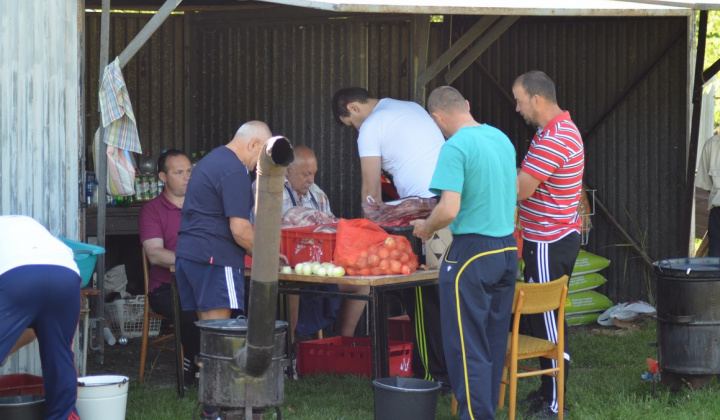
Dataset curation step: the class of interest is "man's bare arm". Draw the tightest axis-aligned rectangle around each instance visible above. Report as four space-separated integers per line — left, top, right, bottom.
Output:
517 170 542 201
360 156 383 204
142 238 175 269
230 216 254 256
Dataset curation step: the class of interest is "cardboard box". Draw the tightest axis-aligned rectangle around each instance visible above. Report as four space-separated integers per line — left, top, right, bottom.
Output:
424 227 452 267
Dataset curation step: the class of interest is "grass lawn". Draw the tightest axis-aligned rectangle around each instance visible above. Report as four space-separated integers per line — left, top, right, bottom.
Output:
125 321 720 419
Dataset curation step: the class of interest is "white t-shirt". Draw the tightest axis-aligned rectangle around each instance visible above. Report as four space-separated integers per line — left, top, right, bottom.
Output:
0 215 80 277
357 98 444 198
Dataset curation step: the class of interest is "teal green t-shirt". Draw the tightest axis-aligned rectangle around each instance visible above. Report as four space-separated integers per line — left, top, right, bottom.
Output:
429 124 516 236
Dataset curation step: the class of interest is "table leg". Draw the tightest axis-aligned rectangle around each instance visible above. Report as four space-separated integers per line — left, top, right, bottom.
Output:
370 287 390 379
171 274 184 398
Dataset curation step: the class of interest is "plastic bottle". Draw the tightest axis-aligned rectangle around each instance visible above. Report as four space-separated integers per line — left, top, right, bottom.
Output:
103 327 116 346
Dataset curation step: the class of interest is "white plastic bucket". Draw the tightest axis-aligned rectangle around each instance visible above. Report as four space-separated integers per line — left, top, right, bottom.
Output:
76 375 129 420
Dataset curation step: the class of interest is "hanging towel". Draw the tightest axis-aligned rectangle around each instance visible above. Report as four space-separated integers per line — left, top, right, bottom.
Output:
98 57 141 196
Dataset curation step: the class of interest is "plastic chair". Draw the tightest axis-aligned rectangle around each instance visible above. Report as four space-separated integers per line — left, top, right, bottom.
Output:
498 275 569 420
139 248 178 384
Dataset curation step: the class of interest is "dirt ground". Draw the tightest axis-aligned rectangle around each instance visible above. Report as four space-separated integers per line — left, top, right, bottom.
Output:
84 325 179 389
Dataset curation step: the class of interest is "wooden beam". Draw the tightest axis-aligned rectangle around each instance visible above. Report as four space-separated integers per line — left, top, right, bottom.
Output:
681 11 709 257
93 0 111 365
702 57 720 82
117 0 183 69
413 15 431 106
416 16 498 88
444 16 518 85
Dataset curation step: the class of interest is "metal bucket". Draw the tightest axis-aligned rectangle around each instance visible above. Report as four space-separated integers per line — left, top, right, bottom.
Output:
195 318 288 410
654 258 720 381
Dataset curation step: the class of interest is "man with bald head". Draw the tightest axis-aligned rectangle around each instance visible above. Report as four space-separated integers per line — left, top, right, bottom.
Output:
176 121 270 321
412 86 517 420
175 121 272 419
278 146 369 351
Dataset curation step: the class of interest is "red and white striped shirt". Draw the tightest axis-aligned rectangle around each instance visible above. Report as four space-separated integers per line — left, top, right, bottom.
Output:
519 111 584 243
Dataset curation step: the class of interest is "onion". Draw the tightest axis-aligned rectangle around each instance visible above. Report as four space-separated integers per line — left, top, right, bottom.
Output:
295 263 305 275
302 264 313 276
332 266 346 277
281 266 293 274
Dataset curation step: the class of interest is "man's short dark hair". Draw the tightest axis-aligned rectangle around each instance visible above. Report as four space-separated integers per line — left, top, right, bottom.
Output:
331 87 375 125
514 71 557 104
157 149 187 175
427 86 467 115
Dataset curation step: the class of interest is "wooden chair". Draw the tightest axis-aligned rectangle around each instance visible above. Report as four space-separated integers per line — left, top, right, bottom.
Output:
498 275 569 420
139 248 178 384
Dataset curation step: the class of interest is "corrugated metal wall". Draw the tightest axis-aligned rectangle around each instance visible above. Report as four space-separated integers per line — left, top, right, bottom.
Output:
85 12 185 165
82 9 689 303
188 10 414 219
0 0 82 374
452 16 688 302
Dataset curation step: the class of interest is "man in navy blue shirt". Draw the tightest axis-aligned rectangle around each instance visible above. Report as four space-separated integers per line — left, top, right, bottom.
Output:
175 121 272 420
175 121 271 322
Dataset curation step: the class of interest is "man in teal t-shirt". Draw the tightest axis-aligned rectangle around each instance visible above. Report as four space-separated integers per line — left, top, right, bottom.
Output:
411 86 518 420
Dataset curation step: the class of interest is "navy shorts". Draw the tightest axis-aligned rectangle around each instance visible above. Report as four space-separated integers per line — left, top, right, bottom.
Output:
175 257 245 313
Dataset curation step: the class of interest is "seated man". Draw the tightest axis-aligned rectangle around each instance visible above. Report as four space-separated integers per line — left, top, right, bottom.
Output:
138 149 200 386
256 145 369 345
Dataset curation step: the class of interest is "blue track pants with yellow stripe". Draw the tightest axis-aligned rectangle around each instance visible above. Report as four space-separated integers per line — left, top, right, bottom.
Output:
439 233 518 420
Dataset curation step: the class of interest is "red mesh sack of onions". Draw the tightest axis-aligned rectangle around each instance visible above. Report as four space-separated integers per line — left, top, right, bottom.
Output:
334 218 418 276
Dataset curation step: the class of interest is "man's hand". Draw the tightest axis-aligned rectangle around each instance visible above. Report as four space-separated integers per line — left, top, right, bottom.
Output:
279 254 289 266
410 219 434 241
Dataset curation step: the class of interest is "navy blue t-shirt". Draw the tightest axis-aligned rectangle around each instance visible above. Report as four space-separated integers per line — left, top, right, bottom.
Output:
176 146 254 268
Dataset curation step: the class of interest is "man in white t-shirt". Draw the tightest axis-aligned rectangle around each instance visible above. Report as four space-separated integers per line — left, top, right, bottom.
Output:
331 87 444 204
331 87 450 392
0 215 82 420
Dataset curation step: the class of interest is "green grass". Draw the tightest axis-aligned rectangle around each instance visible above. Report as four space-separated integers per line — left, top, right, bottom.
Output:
125 322 720 419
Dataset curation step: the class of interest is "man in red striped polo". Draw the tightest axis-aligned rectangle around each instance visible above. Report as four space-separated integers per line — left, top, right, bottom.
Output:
513 70 584 419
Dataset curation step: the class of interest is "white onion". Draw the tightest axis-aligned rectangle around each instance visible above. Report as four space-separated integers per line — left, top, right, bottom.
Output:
302 264 313 276
295 263 305 275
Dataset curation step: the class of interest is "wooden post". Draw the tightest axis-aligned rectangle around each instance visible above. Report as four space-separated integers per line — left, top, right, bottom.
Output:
93 0 111 364
681 11 708 257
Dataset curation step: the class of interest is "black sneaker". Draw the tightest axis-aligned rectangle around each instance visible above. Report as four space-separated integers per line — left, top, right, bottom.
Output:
521 389 544 407
529 402 568 419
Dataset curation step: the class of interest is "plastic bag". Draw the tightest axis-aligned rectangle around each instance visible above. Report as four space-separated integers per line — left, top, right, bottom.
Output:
334 218 418 276
362 197 437 226
597 301 656 326
93 128 137 196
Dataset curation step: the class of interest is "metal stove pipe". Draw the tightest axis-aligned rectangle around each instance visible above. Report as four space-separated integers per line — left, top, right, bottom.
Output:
237 136 293 377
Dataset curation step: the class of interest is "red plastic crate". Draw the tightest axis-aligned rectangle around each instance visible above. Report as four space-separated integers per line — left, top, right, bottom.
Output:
0 374 44 397
296 336 413 377
387 315 414 342
281 224 337 267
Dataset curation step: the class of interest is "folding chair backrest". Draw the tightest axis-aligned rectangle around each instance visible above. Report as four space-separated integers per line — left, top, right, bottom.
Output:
515 275 569 315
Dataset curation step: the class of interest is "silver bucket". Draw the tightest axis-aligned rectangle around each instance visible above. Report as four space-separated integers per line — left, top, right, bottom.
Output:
195 318 288 409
